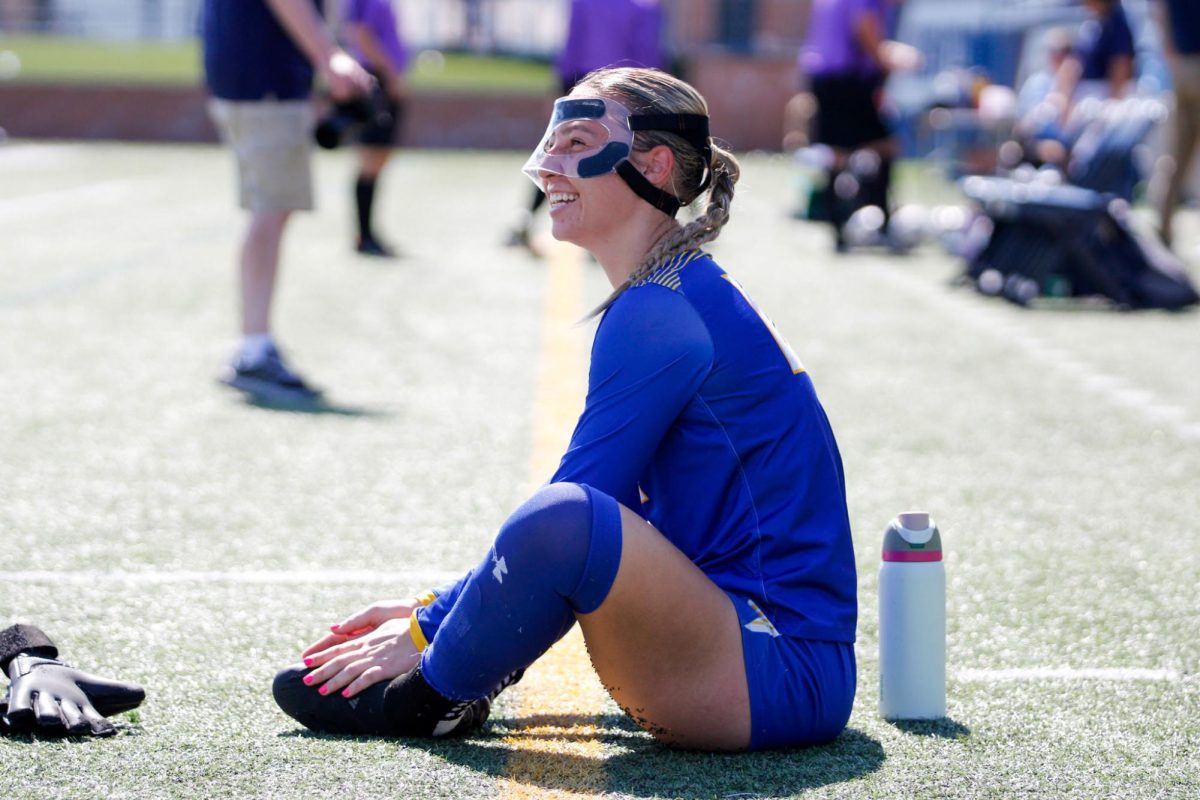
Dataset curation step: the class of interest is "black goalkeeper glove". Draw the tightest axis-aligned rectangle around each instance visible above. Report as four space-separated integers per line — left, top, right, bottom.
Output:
0 624 145 737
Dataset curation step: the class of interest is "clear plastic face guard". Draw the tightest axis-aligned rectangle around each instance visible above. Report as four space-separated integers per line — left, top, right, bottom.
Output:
522 96 637 188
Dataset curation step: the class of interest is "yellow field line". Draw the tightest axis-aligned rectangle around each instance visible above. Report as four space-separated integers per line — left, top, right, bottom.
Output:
525 240 589 489
499 238 611 798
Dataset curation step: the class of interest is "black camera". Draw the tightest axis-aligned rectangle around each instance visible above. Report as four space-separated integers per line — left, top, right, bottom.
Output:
314 85 393 150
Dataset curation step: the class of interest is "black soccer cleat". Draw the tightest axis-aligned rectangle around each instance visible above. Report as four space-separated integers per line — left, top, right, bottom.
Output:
378 665 492 738
272 663 509 738
272 664 395 736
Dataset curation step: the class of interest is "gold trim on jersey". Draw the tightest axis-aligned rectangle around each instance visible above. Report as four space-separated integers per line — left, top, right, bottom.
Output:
632 249 705 291
744 599 782 637
720 273 806 374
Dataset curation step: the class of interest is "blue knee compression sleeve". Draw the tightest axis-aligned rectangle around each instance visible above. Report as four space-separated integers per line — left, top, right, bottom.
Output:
420 482 623 700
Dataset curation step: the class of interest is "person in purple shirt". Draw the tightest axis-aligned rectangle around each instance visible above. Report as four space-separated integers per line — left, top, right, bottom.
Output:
505 0 668 251
557 0 667 88
799 0 886 80
342 0 410 257
798 0 917 252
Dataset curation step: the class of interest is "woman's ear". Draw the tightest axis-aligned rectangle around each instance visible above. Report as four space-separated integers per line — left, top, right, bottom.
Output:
634 145 676 188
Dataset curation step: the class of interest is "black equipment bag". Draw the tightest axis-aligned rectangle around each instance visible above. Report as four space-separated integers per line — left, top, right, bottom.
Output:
961 176 1199 310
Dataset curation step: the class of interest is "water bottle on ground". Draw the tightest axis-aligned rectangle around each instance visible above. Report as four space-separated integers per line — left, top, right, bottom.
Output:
879 511 946 720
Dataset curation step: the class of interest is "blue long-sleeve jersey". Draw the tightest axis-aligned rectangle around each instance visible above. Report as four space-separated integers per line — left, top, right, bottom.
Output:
419 251 857 643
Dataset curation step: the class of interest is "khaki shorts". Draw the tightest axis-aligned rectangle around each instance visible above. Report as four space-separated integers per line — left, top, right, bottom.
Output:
208 98 315 212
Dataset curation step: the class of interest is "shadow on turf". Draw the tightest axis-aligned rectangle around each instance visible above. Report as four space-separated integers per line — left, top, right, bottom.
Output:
238 395 394 418
277 712 885 796
887 716 971 739
383 717 886 797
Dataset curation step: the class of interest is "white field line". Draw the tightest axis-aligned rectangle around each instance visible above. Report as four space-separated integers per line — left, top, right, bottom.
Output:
6 564 1187 683
0 176 157 224
955 667 1182 682
0 175 167 309
863 257 1200 442
0 569 465 585
0 143 94 171
1 175 230 308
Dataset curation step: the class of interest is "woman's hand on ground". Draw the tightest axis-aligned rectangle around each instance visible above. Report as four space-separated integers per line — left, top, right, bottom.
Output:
300 617 420 698
301 598 421 658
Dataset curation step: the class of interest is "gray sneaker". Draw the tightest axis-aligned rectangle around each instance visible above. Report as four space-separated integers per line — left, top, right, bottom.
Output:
219 344 321 404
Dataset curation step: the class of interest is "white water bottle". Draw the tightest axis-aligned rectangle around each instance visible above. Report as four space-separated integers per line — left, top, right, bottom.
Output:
879 511 946 720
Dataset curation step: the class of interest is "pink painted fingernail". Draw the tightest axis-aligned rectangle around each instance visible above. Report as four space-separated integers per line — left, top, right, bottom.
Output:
329 624 340 632
303 657 313 667
318 685 329 696
341 689 351 698
302 675 314 686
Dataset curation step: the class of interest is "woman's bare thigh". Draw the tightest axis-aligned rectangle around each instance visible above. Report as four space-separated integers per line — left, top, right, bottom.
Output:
577 504 751 750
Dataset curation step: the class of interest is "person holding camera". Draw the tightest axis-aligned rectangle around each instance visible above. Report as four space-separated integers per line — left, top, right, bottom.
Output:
341 0 410 258
204 0 373 404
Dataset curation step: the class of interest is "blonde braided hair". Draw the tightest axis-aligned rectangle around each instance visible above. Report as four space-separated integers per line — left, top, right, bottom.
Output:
576 67 741 319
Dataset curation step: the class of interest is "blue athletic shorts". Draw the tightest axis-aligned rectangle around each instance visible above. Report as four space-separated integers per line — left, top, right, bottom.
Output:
728 592 857 751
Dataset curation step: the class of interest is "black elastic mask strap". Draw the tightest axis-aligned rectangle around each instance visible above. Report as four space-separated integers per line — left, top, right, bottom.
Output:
616 160 681 217
629 113 714 192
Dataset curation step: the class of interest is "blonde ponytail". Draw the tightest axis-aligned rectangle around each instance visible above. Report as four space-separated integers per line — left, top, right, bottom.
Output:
585 141 740 320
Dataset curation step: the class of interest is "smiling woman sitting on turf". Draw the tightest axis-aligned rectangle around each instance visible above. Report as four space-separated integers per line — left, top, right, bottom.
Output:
273 66 858 751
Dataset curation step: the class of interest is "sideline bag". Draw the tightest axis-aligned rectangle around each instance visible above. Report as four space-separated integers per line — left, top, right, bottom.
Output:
961 176 1199 310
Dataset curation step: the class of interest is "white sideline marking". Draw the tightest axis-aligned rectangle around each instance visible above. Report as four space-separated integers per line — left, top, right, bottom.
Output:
0 177 156 223
0 143 93 170
863 258 1200 442
956 667 1181 682
0 569 465 585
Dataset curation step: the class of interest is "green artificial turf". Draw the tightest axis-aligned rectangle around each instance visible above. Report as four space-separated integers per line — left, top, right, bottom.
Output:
1 144 1198 798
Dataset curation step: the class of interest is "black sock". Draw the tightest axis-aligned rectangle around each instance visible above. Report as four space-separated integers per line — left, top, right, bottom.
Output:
825 169 849 236
875 158 894 231
355 176 377 242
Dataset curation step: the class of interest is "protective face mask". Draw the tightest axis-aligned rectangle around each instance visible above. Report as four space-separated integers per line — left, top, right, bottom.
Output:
522 93 712 217
522 96 637 185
